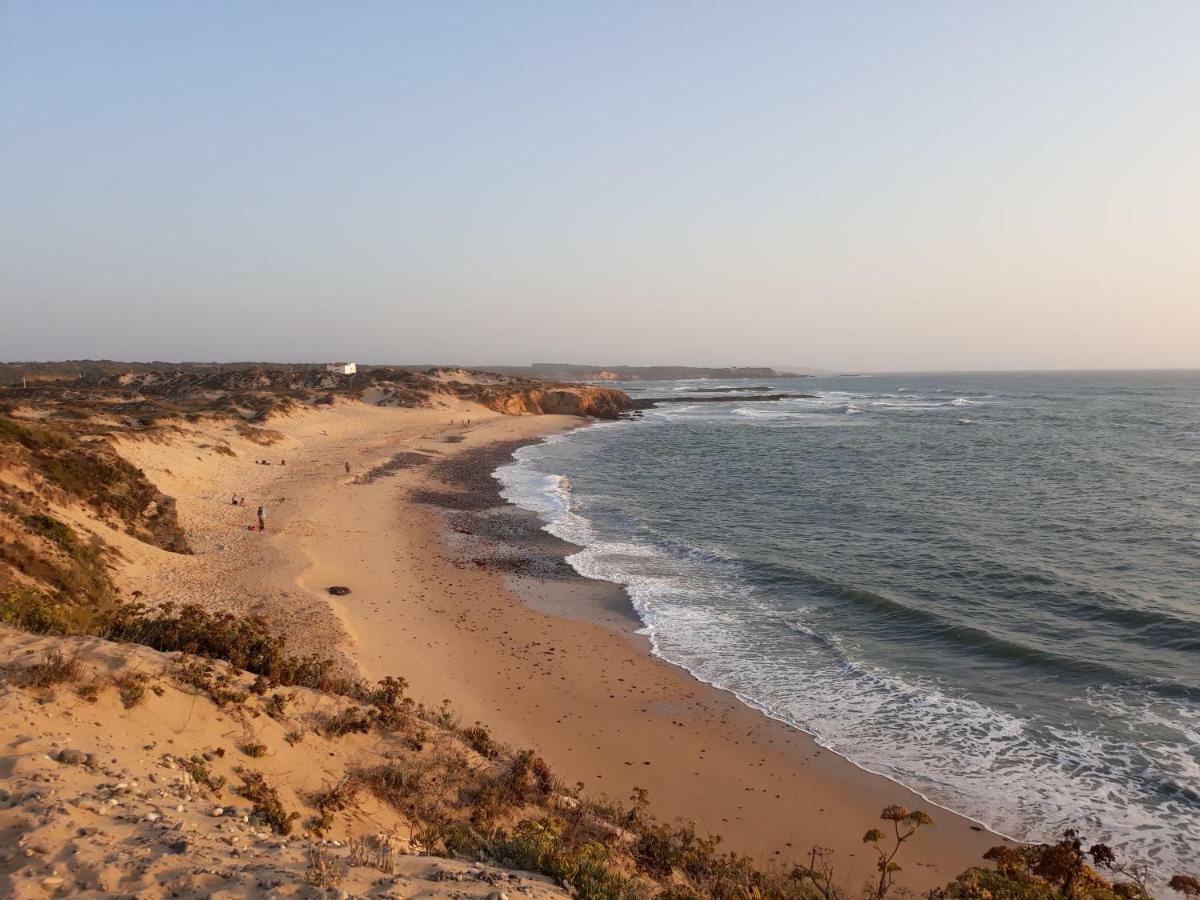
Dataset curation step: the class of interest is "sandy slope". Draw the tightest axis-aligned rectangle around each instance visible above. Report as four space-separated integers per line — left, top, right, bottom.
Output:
0 629 569 899
106 399 1005 891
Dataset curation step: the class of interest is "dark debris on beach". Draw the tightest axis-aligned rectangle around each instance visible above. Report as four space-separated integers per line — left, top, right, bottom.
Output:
414 439 586 580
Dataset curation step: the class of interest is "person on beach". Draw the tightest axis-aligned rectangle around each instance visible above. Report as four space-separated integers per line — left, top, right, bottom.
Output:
344 461 350 475
257 505 266 531
231 495 238 505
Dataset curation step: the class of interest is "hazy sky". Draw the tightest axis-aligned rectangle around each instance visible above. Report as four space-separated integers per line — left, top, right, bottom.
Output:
2 2 1198 371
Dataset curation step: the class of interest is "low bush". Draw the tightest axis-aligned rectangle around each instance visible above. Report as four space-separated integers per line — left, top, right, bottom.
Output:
235 767 299 835
0 416 71 451
23 514 83 554
493 818 634 900
320 706 375 738
263 691 293 719
461 723 499 759
306 776 358 835
115 669 149 708
239 740 268 758
176 658 250 707
0 531 114 605
178 754 227 795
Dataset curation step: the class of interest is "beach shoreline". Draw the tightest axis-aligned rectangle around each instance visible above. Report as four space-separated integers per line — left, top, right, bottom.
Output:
114 400 1007 891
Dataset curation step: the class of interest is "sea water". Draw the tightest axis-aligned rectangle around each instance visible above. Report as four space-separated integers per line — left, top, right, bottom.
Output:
495 371 1200 876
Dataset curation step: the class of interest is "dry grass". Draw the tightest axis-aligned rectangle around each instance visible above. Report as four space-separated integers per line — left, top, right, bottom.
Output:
319 706 375 738
15 648 83 688
234 423 285 445
114 669 150 708
305 845 347 888
349 833 397 874
74 673 105 702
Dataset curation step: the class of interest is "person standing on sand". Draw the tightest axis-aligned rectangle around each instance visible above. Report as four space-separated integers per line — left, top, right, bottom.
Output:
344 461 350 475
257 505 266 531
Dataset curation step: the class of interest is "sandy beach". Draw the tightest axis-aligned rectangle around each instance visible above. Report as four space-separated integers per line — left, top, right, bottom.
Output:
113 399 1006 892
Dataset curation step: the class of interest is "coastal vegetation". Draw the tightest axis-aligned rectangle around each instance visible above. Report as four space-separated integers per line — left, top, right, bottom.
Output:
0 364 633 424
1 585 1194 899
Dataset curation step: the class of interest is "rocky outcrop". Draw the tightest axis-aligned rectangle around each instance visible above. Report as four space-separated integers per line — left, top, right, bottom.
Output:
630 392 816 410
479 386 633 419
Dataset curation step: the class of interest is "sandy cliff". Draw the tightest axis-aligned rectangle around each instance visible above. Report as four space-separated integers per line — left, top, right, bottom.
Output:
477 386 631 419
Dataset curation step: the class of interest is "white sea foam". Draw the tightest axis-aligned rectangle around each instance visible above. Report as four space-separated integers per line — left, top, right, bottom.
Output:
638 390 1000 427
492 417 1199 880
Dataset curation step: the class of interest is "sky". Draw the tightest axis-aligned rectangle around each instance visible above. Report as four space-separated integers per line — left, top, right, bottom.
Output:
1 2 1198 372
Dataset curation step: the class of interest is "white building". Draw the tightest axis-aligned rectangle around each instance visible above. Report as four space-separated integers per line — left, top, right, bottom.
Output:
325 362 357 375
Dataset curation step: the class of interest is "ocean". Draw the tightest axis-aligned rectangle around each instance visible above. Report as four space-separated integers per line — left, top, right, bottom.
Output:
495 371 1200 876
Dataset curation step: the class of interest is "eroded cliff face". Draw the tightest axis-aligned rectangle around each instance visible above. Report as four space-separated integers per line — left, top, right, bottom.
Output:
479 386 632 419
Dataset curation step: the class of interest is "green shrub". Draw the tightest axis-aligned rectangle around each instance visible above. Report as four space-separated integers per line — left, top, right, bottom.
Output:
306 776 358 834
263 691 293 719
493 818 634 900
235 767 299 835
175 658 250 707
0 416 71 451
0 585 90 633
115 670 149 708
23 514 82 554
179 754 227 794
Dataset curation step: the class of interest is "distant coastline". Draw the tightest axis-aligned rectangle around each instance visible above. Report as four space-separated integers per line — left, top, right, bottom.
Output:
0 359 807 386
